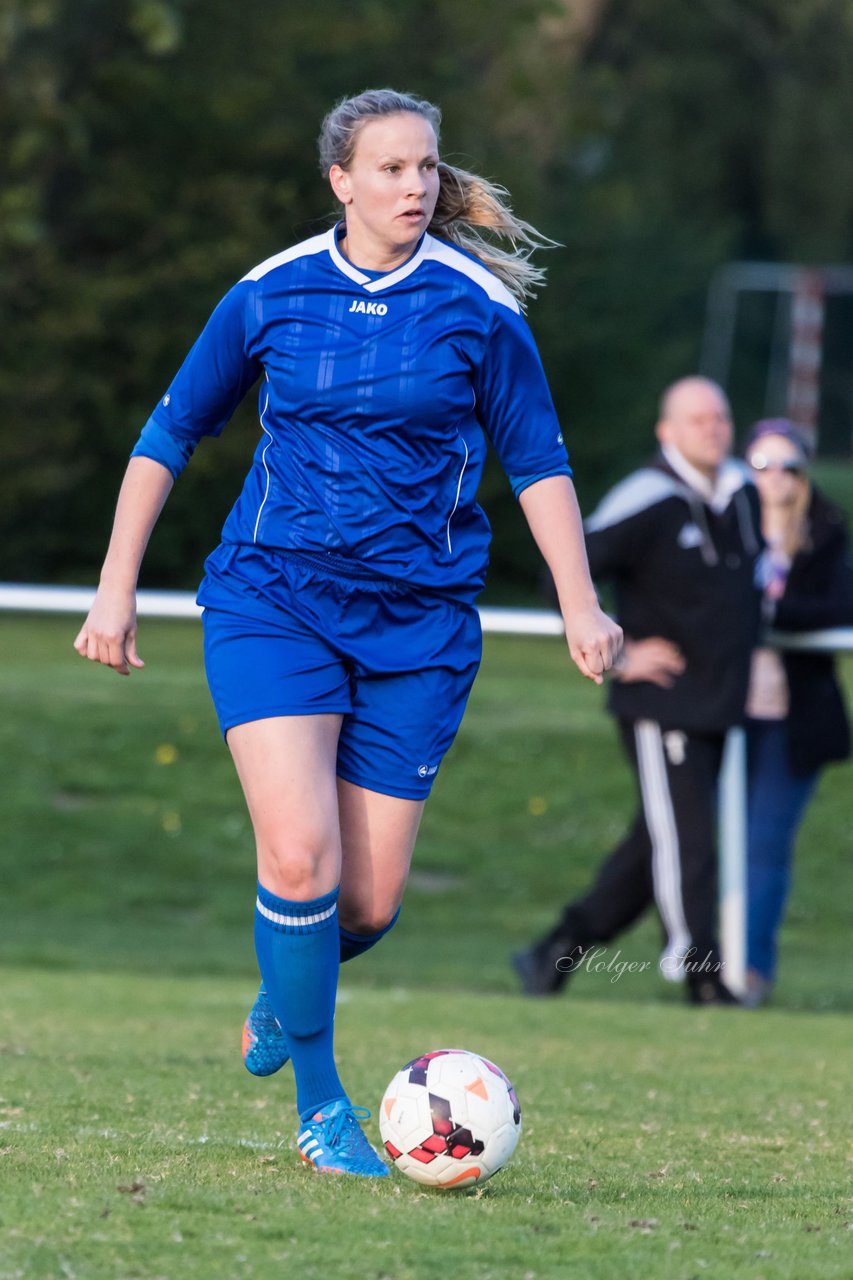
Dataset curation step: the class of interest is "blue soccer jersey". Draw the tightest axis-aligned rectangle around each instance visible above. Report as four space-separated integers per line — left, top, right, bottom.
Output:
132 224 571 601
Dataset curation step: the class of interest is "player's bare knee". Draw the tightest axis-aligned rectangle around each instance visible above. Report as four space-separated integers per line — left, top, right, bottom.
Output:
257 839 338 900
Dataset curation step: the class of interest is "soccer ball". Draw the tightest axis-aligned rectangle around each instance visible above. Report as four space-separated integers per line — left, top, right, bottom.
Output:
379 1048 521 1188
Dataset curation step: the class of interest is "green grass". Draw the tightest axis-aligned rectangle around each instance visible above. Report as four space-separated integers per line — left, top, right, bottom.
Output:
1 615 852 1278
2 975 850 1280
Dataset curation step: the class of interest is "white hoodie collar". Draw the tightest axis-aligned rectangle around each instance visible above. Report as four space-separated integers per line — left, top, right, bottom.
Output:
662 444 749 513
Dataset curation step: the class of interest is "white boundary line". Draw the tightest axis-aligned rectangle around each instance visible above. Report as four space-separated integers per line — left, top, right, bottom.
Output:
0 583 202 619
0 582 567 636
3 582 851 997
6 583 853 652
4 585 852 649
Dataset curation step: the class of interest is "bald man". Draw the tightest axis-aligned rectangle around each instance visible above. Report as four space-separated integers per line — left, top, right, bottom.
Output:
514 377 764 1005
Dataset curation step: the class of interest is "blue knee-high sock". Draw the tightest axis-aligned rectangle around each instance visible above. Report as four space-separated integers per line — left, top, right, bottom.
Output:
339 907 401 963
254 882 347 1120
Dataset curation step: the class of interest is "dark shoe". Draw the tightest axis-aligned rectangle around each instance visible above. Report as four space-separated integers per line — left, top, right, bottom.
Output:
687 977 741 1006
512 935 585 997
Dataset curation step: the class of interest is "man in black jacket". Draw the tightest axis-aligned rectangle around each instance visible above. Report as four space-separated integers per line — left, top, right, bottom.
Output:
514 376 764 1005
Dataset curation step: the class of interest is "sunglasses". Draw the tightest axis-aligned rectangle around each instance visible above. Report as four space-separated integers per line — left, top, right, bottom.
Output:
749 452 805 477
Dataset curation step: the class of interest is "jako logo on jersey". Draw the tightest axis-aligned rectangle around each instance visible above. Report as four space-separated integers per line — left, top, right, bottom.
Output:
417 763 438 778
349 300 388 316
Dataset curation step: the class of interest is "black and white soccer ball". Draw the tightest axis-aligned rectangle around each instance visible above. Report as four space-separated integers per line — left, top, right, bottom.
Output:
379 1048 522 1188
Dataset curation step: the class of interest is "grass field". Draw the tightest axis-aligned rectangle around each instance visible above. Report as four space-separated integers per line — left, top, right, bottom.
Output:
1 614 851 1279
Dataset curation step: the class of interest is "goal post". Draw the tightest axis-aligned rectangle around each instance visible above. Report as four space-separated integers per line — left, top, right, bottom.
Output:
701 260 853 452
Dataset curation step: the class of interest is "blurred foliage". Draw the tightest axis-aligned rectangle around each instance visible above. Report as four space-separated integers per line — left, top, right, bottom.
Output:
3 0 853 591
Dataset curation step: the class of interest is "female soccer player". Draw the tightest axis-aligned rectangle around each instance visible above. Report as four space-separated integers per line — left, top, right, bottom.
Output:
74 88 621 1177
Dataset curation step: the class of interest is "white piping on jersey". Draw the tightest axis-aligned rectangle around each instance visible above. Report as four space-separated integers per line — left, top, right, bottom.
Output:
326 225 520 310
423 237 520 312
634 721 692 980
446 438 469 555
328 226 431 293
241 232 330 282
252 387 273 543
241 225 519 312
256 896 338 928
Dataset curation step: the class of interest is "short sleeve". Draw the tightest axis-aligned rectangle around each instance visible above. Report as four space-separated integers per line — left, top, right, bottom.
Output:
131 280 261 476
472 305 571 497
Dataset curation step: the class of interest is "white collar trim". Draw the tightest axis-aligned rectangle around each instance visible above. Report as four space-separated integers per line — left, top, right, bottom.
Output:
327 224 430 293
662 444 749 513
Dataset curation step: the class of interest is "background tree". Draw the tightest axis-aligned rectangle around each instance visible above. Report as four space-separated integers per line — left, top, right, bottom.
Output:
2 0 853 592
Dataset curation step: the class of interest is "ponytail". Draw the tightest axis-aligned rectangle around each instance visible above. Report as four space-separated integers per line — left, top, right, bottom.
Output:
430 162 556 308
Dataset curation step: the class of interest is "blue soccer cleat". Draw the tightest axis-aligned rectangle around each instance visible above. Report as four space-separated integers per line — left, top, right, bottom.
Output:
297 1100 389 1178
242 986 290 1077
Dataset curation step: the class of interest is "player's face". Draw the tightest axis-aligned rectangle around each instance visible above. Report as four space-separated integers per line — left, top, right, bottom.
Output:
329 113 441 270
747 433 807 509
656 383 733 480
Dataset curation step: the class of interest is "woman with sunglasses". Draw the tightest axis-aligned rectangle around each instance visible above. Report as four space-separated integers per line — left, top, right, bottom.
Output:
743 418 853 1006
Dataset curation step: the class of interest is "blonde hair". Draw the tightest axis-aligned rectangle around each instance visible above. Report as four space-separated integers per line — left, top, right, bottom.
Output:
318 89 555 308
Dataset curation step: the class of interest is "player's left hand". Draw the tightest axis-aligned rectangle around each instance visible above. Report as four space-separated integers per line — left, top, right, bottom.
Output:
564 605 623 685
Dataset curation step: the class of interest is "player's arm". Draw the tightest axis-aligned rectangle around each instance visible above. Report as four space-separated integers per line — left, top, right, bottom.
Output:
73 457 174 675
75 279 259 675
470 308 620 680
518 474 623 683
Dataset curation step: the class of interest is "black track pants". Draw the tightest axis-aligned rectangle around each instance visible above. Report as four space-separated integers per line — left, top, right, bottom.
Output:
570 719 726 977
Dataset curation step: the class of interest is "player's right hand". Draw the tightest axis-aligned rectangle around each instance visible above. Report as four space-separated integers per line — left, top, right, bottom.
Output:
73 589 144 676
565 603 624 685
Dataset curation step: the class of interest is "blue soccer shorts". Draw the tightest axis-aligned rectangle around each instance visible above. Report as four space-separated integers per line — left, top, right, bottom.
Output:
199 545 482 800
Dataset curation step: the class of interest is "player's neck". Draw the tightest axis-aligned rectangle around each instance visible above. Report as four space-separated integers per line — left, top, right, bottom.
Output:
338 227 420 274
